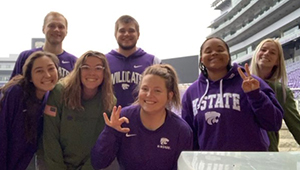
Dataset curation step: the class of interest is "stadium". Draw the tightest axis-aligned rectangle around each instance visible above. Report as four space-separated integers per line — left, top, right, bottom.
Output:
207 0 300 101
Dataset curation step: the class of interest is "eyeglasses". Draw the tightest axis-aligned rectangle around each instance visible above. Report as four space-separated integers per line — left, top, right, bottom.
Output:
80 65 105 72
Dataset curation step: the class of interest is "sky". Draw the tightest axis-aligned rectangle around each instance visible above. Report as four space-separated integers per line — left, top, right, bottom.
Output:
0 0 220 60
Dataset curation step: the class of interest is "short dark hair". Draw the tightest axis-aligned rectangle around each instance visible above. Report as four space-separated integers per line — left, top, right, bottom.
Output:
199 37 232 77
43 11 68 28
115 15 139 35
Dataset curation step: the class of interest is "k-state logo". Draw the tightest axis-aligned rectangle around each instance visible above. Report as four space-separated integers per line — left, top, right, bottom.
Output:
157 137 171 150
205 111 221 125
160 138 169 145
122 83 130 90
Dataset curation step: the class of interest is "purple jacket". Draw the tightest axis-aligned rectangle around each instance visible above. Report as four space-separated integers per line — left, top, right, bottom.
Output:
106 48 160 107
10 47 77 79
0 85 48 170
181 63 283 151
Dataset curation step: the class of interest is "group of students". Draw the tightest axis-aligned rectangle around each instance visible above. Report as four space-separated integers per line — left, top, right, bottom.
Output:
0 10 300 170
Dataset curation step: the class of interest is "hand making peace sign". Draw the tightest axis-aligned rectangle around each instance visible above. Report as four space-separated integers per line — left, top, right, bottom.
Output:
237 63 260 93
103 105 130 133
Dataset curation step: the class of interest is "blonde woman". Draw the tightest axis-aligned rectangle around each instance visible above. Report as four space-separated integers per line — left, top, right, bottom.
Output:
250 38 300 151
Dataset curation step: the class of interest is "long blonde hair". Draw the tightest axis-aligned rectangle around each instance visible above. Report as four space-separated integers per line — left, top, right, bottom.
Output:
250 38 287 85
61 51 114 111
250 38 288 100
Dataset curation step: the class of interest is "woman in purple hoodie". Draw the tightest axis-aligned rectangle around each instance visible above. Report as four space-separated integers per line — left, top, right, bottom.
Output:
91 64 192 170
0 51 59 170
181 37 283 151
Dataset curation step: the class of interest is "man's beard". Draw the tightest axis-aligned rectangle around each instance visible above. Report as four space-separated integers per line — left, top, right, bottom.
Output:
118 42 136 51
47 37 64 46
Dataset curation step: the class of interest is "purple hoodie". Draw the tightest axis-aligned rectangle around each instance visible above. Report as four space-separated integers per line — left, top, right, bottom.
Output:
106 48 161 107
181 63 283 151
0 85 48 170
10 47 77 79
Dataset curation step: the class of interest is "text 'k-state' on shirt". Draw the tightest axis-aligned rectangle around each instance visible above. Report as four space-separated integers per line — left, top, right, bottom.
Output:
91 105 193 170
181 63 284 151
106 48 161 107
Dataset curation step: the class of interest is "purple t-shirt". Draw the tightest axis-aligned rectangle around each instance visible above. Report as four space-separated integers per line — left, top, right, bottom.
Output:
91 105 192 170
181 63 284 151
106 48 161 107
0 85 48 170
10 47 77 79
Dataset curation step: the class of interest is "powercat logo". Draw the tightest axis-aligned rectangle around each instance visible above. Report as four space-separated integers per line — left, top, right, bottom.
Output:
157 137 171 150
205 111 221 125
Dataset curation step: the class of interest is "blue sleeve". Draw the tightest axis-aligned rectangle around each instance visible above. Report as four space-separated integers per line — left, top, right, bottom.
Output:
91 125 121 169
0 88 19 169
246 81 284 131
181 91 199 150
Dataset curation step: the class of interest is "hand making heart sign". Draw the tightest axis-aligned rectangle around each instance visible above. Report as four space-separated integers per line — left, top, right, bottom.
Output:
237 63 260 93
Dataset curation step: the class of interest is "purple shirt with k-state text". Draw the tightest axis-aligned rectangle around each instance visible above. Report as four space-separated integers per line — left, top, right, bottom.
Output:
181 63 283 151
106 48 161 107
10 47 77 79
91 104 192 170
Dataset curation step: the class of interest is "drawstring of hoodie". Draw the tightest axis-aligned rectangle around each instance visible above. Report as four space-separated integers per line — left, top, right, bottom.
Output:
197 79 209 111
219 79 223 99
197 79 224 112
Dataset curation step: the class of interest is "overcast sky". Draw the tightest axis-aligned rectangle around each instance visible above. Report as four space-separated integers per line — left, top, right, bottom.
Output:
0 0 219 59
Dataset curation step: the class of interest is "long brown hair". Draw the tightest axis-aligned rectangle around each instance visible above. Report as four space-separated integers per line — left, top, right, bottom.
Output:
61 50 114 111
0 51 59 143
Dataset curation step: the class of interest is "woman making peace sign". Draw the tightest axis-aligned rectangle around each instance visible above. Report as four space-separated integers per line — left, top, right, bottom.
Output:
181 37 284 151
